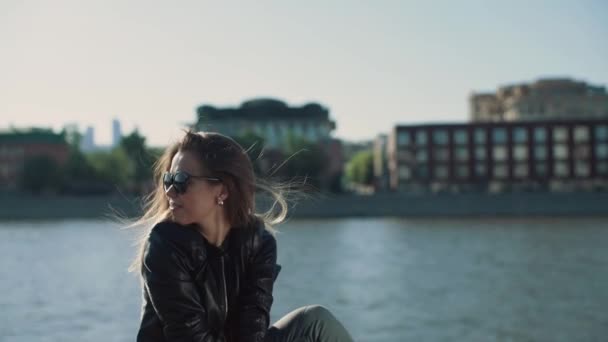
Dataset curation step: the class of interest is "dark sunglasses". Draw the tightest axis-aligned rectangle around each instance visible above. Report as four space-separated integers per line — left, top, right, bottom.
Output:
162 171 221 194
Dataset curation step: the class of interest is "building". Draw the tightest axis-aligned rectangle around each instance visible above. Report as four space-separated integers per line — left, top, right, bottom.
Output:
470 78 608 122
193 98 336 149
112 119 122 147
0 129 70 190
388 120 608 193
373 134 389 191
81 126 95 152
323 138 345 191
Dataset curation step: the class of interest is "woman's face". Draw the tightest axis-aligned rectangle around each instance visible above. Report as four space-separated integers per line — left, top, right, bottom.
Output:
164 150 226 226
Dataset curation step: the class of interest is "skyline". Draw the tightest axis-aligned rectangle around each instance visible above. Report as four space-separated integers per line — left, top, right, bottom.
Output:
2 1 607 146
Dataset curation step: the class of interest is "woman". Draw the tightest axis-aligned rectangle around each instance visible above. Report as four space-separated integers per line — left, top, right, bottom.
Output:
131 130 354 342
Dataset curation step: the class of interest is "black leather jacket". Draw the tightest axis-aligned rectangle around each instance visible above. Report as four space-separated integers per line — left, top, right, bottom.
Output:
136 219 281 342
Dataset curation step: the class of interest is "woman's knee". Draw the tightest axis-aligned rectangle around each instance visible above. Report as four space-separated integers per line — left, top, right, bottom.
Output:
298 305 353 341
300 304 337 326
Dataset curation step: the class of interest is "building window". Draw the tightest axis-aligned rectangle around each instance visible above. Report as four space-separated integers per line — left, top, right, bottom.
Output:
416 131 428 145
398 131 410 146
433 129 449 145
535 162 548 176
554 162 569 177
553 144 569 160
414 165 429 178
574 162 590 177
493 164 508 179
573 144 591 160
595 125 608 141
573 126 589 143
534 146 547 160
455 147 469 161
398 150 414 161
474 146 486 160
596 143 608 159
553 126 568 143
513 127 528 143
475 163 487 177
399 166 411 179
454 129 468 145
415 149 428 162
456 165 469 178
0 165 8 178
492 128 507 144
493 146 507 161
513 164 528 178
434 165 449 179
534 127 547 143
474 128 486 144
434 148 449 161
597 162 608 175
308 124 318 140
513 145 528 161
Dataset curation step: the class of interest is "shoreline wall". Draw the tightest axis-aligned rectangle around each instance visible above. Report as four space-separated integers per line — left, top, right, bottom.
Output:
1 192 608 221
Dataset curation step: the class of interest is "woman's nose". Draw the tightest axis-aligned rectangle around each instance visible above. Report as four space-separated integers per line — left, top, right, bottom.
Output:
165 185 178 199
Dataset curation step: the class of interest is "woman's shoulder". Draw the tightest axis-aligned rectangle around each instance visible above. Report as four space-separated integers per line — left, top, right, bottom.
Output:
238 216 273 240
141 221 206 280
146 221 208 263
246 218 277 254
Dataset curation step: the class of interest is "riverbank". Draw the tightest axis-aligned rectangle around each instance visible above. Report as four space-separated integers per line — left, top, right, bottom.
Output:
1 191 608 220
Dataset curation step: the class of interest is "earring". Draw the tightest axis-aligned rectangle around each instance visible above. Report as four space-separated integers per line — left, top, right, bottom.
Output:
217 197 224 206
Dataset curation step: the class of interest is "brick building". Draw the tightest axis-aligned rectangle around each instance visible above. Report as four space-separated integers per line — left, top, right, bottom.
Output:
387 120 608 193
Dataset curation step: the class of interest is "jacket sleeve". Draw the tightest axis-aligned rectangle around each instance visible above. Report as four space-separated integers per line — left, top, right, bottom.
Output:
142 224 223 342
236 228 281 342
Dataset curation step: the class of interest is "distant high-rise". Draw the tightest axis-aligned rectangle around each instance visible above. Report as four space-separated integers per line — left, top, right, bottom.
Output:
81 126 95 152
112 119 122 147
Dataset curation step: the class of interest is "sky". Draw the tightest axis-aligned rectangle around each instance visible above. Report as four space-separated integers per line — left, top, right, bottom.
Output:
1 0 607 146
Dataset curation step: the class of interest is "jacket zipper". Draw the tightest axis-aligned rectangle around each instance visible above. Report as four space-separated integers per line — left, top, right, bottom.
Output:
220 255 228 318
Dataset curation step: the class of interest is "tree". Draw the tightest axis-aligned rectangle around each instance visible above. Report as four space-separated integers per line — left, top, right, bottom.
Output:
120 130 153 192
86 148 135 191
345 150 374 186
20 155 61 193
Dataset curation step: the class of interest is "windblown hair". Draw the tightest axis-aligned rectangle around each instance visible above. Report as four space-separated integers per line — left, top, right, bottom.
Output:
126 130 294 273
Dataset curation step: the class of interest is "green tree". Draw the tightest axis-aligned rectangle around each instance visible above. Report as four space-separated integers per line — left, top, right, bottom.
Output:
345 150 374 185
120 130 153 192
20 155 61 193
86 148 134 190
60 126 82 148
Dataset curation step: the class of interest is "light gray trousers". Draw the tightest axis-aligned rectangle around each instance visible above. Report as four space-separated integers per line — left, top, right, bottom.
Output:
265 305 354 342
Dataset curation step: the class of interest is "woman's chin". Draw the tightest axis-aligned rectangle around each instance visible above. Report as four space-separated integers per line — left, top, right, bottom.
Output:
170 212 191 226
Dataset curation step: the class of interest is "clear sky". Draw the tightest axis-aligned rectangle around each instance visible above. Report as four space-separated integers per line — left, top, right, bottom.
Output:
1 0 607 146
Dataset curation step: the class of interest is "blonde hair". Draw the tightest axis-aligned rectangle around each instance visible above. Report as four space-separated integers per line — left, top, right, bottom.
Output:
126 130 296 273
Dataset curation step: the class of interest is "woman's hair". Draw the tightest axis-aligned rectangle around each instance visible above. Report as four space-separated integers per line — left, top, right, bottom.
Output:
126 130 295 273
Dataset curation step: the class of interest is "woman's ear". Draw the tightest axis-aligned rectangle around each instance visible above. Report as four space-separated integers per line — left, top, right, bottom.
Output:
219 184 229 201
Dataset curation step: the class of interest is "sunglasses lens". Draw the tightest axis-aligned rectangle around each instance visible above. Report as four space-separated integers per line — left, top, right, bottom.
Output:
162 173 172 191
174 172 189 183
163 171 190 194
174 172 189 194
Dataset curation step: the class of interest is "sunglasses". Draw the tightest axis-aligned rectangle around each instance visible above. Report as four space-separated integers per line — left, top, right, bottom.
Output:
162 171 221 194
